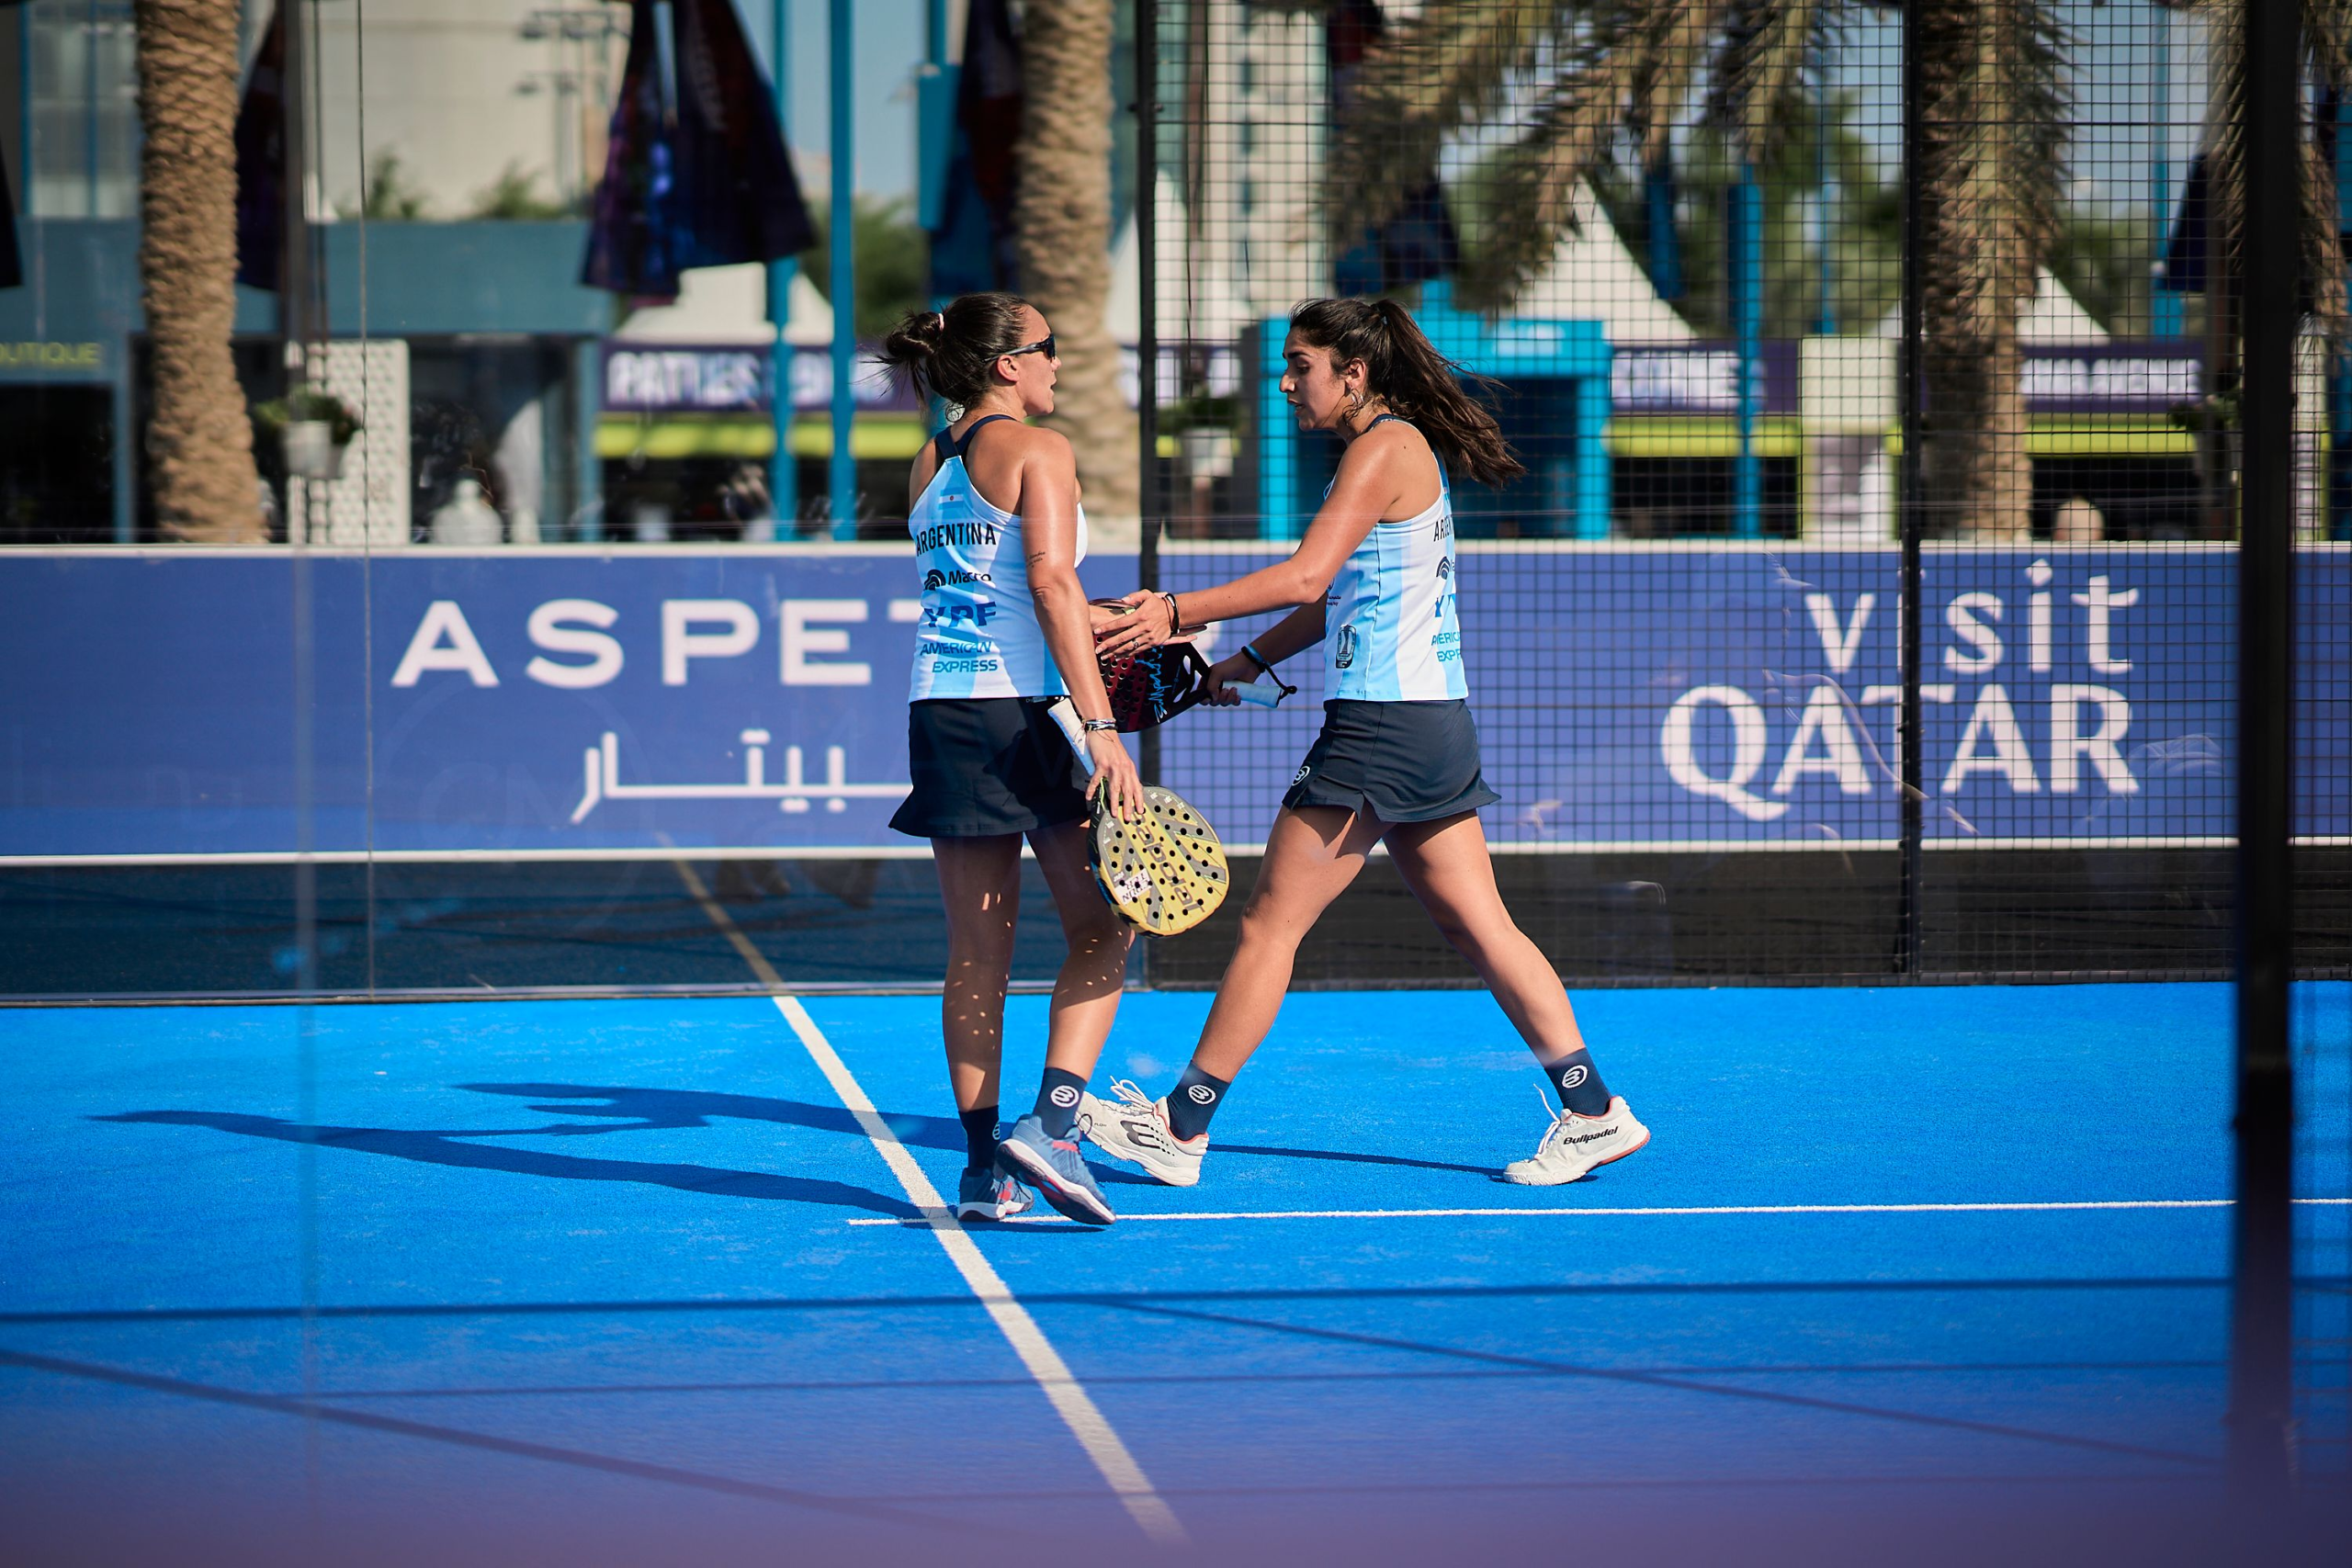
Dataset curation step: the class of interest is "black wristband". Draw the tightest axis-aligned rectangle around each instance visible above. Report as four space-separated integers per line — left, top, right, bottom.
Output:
1241 643 1275 677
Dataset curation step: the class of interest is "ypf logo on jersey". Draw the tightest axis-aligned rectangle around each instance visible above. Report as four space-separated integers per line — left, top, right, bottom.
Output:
1557 1065 1589 1091
1185 1083 1217 1106
1048 1085 1081 1109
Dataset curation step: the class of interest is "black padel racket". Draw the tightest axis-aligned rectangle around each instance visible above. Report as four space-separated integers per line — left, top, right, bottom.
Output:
1044 698 1230 936
1092 600 1213 732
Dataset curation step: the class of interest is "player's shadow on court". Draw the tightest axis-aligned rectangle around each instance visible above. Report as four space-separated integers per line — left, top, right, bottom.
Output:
461 1082 1166 1186
93 1109 919 1219
462 1083 1496 1180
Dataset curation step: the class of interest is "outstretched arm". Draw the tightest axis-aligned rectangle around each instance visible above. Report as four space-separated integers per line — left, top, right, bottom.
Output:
1098 431 1409 657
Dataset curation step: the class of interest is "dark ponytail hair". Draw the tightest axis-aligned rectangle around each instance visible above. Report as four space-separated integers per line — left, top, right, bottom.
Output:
878 291 1035 412
1287 297 1525 488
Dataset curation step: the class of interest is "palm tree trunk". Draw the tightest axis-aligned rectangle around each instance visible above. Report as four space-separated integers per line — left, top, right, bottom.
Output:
1015 0 1139 525
136 0 264 542
1915 0 2058 541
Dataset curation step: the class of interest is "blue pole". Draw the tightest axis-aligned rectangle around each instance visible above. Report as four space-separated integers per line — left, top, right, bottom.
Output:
1733 163 1762 539
767 0 797 535
2153 10 2183 337
827 0 856 538
1644 158 1682 300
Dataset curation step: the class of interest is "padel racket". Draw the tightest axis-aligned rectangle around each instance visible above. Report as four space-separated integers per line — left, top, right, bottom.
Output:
1044 698 1230 936
1084 784 1229 936
1092 600 1213 732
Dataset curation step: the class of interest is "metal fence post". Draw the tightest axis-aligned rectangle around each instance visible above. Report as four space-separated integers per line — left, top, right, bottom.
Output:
2230 0 2300 1500
1896 0 1924 977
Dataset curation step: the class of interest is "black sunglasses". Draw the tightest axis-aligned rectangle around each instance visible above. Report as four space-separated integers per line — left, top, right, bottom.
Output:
1003 334 1056 362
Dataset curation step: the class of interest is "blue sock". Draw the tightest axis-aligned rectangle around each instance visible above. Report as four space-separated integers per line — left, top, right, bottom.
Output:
1033 1067 1087 1139
1539 1047 1612 1116
1164 1063 1232 1142
958 1105 999 1168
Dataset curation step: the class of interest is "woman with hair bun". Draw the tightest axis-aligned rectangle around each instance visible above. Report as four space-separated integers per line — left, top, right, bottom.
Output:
876 291 1139 1226
1079 296 1649 1190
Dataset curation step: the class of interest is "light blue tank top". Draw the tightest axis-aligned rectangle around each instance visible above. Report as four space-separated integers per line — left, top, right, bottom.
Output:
906 415 1088 702
1323 418 1466 702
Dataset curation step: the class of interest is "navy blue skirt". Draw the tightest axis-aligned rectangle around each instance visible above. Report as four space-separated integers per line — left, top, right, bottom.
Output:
1283 699 1500 824
890 698 1091 840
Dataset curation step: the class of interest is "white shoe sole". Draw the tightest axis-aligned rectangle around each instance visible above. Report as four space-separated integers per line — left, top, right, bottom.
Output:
996 1137 1117 1224
1501 1122 1651 1187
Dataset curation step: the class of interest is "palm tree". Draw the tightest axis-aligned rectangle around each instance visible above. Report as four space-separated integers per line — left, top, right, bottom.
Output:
1315 0 2071 541
2159 1 2347 537
2166 0 2349 327
1015 0 1140 524
135 0 265 542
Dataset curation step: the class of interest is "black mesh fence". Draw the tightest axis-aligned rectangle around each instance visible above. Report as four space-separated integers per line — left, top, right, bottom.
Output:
1133 1 2345 998
1126 1 2346 1488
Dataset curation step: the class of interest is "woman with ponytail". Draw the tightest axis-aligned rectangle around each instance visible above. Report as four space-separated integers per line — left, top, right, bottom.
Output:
876 291 1140 1226
1079 296 1649 1189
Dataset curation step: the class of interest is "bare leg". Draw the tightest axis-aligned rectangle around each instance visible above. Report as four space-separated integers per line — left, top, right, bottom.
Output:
1026 819 1135 1077
1190 805 1386 1082
930 835 1023 1111
1384 812 1589 1059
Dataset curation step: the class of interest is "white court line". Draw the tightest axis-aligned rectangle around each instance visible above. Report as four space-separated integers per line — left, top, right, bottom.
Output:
773 995 1185 1545
845 1197 2352 1226
668 858 1182 1545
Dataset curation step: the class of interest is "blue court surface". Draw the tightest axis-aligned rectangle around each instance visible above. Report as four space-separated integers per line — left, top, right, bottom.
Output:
4 983 2348 1565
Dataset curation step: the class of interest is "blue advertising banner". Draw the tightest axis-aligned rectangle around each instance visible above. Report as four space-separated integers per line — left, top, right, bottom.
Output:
1165 545 2348 851
1 546 2343 862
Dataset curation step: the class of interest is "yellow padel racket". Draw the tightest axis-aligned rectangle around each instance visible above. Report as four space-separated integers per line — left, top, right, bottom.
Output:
1045 699 1230 937
1085 784 1230 936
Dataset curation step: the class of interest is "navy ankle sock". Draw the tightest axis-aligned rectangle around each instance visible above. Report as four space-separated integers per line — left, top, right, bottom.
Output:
1033 1068 1087 1139
958 1104 999 1168
1164 1063 1232 1142
1540 1048 1612 1117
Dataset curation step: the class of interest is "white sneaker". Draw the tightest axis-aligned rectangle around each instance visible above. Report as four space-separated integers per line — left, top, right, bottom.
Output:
1076 1079 1207 1188
1501 1095 1650 1186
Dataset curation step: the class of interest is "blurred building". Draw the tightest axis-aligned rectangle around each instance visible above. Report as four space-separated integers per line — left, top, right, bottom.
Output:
0 0 620 544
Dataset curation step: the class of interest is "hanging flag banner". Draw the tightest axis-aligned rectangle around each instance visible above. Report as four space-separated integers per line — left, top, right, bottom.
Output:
926 0 1024 297
667 0 817 273
583 0 814 299
582 0 678 297
232 6 287 291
